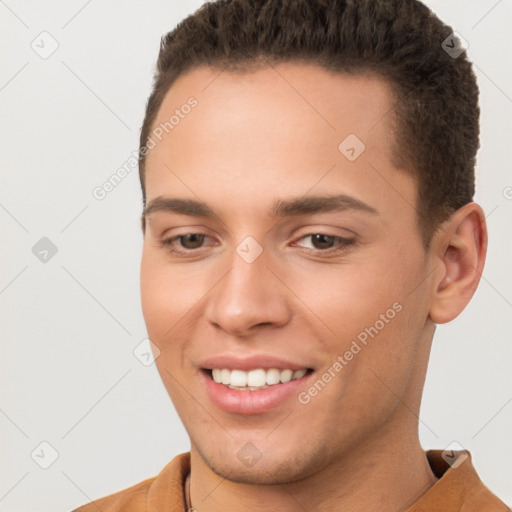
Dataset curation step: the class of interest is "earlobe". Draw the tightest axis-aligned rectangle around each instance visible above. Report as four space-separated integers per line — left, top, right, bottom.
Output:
429 203 487 324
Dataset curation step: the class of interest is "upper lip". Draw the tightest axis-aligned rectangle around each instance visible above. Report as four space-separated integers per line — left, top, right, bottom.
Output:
200 354 314 372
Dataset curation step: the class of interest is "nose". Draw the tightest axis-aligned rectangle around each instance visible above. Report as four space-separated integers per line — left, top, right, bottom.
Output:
204 246 292 337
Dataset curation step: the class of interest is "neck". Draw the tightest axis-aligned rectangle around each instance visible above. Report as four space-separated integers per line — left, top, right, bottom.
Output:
188 419 437 512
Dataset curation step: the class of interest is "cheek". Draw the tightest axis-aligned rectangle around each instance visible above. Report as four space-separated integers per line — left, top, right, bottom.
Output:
140 252 197 404
289 261 404 342
140 248 202 337
286 248 424 380
140 248 220 388
140 253 190 352
140 253 170 339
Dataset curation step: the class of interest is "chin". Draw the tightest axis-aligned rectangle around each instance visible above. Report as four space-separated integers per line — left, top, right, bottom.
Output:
209 460 305 485
196 442 329 486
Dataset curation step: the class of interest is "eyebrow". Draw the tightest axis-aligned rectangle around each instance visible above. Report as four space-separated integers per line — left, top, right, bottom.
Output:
143 194 378 220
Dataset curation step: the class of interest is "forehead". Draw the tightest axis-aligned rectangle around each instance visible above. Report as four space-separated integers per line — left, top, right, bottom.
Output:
148 63 397 163
144 63 414 223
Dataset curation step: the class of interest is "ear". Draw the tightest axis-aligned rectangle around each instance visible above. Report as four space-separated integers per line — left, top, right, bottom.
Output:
429 202 488 324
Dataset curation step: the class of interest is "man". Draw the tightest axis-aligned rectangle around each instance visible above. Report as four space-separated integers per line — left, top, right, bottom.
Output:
74 0 510 510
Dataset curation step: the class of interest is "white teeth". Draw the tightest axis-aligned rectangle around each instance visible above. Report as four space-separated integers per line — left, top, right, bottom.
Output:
247 369 266 387
209 367 310 389
230 369 247 387
212 369 222 383
266 368 281 385
280 369 293 383
220 368 231 385
292 369 307 380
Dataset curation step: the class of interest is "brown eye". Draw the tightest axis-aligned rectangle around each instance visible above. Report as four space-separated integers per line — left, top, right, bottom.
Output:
159 232 215 257
310 234 335 250
293 233 356 255
179 233 206 249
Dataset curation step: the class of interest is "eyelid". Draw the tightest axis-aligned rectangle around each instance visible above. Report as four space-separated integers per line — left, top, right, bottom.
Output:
158 230 357 259
291 233 356 253
159 232 216 253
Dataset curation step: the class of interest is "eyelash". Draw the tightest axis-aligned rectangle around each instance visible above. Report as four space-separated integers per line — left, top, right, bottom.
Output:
158 232 356 257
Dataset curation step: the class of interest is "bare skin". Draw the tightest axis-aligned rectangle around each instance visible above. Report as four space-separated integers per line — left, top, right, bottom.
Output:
140 63 487 511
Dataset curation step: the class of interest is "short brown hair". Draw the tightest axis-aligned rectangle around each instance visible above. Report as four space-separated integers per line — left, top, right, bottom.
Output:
139 0 479 245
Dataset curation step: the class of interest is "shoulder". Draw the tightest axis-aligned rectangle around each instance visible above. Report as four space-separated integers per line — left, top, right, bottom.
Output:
71 452 191 512
420 450 511 511
72 477 155 512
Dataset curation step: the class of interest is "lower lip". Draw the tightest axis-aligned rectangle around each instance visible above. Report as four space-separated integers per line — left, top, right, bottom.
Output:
201 370 314 415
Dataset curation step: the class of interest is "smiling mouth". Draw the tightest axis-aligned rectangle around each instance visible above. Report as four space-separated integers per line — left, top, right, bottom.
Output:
203 367 314 391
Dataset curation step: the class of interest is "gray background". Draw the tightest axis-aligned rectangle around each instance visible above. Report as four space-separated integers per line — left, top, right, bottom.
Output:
1 1 511 510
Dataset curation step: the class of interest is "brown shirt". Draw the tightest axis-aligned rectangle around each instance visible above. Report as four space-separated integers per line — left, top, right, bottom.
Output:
72 450 510 511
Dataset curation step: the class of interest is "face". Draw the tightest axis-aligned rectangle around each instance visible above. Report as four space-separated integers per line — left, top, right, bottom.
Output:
140 63 437 484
